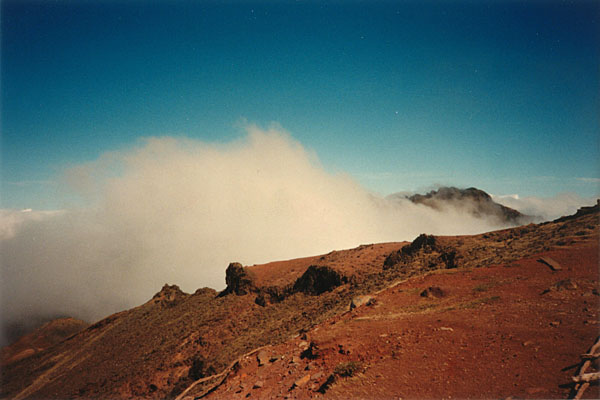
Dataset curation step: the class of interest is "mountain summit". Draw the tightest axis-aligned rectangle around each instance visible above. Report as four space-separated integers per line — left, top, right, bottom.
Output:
390 186 530 224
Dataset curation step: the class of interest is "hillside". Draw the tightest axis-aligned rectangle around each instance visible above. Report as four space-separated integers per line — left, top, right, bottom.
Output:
1 201 598 399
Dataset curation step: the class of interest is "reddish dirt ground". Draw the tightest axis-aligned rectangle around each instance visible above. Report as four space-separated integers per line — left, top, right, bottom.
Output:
203 240 599 399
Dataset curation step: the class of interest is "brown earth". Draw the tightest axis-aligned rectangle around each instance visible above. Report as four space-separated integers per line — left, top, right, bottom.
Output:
1 203 598 399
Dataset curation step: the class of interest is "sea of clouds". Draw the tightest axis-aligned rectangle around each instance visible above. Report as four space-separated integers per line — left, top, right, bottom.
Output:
0 125 595 344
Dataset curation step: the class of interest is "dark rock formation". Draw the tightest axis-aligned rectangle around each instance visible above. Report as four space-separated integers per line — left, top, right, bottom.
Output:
384 234 459 271
293 266 347 295
221 262 256 296
151 284 188 307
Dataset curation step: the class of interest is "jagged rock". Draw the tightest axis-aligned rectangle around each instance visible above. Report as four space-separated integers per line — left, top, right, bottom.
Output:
255 294 266 307
350 295 374 310
293 266 347 295
300 342 319 359
151 284 188 307
384 234 437 269
384 234 461 270
402 234 437 256
222 262 256 296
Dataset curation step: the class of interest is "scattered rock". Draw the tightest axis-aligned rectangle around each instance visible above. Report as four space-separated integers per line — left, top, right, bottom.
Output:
350 295 374 310
550 321 560 327
257 350 269 366
522 340 534 347
542 279 578 295
537 257 562 271
253 381 263 389
420 286 445 298
292 374 311 389
290 356 301 364
439 327 454 332
300 342 320 359
254 294 266 307
298 341 309 349
317 374 336 394
311 371 324 380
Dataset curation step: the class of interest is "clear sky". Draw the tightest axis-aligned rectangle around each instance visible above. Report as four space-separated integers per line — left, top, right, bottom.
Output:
2 0 599 210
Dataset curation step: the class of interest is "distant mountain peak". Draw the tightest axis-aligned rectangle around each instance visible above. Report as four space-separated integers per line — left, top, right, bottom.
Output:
393 186 530 225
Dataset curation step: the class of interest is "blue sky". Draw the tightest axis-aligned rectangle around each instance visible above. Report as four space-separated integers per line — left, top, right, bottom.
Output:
2 0 599 209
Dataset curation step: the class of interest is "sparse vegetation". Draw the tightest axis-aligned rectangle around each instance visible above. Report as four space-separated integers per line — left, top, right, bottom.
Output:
334 361 364 377
473 282 495 292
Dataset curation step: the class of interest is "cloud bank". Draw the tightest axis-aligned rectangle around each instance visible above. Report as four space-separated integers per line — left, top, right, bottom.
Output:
0 125 594 344
492 192 596 222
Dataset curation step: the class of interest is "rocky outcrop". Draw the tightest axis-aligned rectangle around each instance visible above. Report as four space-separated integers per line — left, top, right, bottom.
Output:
384 234 459 271
151 284 189 307
293 266 347 295
221 263 256 296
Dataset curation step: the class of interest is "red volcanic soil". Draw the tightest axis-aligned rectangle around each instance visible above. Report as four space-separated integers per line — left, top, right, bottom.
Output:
201 241 599 399
1 203 599 400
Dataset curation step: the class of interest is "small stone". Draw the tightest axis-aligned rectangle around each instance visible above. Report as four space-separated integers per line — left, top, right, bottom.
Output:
311 372 324 380
522 340 534 347
257 350 269 366
292 374 311 388
550 321 560 327
537 257 562 271
298 341 309 349
420 287 445 298
253 381 263 389
350 295 374 310
291 356 301 364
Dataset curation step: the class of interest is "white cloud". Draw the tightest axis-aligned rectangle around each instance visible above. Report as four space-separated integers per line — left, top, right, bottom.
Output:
492 192 596 221
0 209 64 240
2 124 586 343
575 177 600 183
